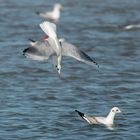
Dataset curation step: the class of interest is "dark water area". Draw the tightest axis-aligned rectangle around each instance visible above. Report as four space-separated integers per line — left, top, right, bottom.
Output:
0 0 140 139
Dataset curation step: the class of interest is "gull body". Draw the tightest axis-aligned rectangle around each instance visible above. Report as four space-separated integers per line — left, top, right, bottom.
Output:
39 21 62 76
36 3 62 22
75 107 121 127
23 38 99 76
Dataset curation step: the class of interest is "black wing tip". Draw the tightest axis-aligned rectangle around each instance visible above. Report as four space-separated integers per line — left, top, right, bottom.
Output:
23 48 28 55
80 51 99 68
75 110 78 112
93 61 99 68
75 110 84 118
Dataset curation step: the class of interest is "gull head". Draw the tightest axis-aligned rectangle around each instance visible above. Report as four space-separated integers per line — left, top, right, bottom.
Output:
111 107 121 114
53 55 61 78
55 3 63 10
56 64 61 78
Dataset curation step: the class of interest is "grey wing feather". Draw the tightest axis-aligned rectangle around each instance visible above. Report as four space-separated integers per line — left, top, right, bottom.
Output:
75 110 99 124
23 40 54 61
84 116 99 124
61 41 99 67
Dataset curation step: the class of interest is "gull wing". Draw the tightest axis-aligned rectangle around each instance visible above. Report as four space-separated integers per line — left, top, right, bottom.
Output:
61 40 99 68
93 117 106 124
40 21 56 38
75 110 99 124
40 21 61 56
23 40 54 61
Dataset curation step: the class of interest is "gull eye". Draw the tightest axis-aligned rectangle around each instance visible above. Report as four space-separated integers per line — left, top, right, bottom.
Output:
59 41 62 46
116 109 119 112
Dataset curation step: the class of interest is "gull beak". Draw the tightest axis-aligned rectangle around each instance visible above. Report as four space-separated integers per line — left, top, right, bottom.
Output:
118 110 122 113
60 5 63 10
120 111 126 115
56 68 61 78
120 111 126 120
57 71 61 78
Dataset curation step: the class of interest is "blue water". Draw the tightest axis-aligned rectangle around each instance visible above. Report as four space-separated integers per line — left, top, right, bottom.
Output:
0 0 140 139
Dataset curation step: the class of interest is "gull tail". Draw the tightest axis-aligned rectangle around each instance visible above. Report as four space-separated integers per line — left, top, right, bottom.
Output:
39 21 57 39
75 110 91 123
75 110 85 120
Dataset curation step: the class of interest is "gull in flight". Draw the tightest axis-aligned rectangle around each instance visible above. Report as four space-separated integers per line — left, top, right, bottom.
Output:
23 21 98 77
75 107 122 128
36 3 63 22
23 38 99 77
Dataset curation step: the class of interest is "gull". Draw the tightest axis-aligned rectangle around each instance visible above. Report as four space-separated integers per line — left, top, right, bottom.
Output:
75 107 122 128
23 21 99 77
23 38 99 76
123 24 140 30
23 39 99 73
36 3 63 22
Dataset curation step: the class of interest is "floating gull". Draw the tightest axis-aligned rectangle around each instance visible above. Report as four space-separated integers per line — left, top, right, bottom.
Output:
75 107 121 128
123 24 140 30
36 3 62 22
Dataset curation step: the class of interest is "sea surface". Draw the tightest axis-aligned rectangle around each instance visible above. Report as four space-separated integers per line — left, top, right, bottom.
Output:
0 0 140 139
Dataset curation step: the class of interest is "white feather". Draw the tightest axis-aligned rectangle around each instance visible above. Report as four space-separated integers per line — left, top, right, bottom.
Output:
40 21 57 39
25 53 49 61
83 116 91 124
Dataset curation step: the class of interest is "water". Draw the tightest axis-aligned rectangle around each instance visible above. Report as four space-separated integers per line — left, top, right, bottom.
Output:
0 0 140 139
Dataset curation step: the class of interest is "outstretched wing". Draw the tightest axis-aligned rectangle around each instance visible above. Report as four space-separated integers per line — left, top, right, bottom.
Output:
40 21 56 38
23 40 54 61
60 40 99 68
